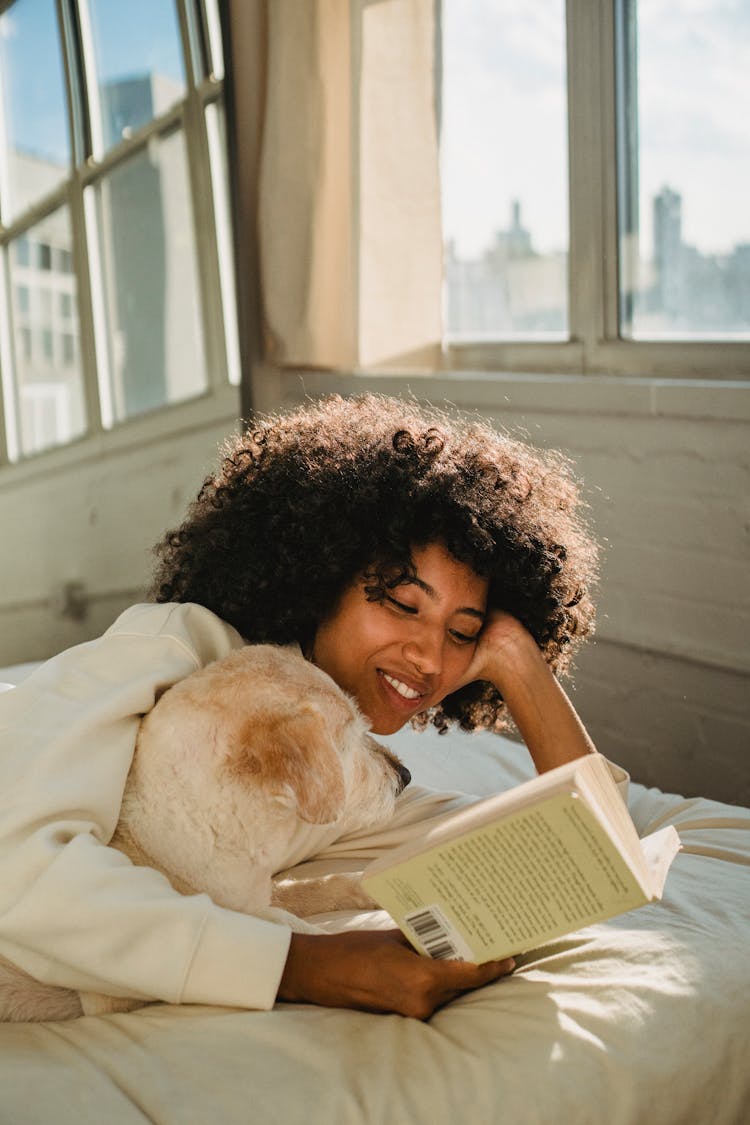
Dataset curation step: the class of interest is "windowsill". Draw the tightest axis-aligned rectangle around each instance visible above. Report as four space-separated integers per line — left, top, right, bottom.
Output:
0 383 241 490
271 366 750 424
2 366 746 489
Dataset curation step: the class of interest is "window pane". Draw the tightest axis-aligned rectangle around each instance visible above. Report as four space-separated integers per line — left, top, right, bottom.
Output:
0 0 71 222
91 130 207 422
8 208 87 456
441 0 569 339
87 0 186 153
618 1 750 339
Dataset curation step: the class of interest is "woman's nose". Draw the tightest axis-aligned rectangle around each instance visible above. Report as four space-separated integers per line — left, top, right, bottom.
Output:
403 633 442 675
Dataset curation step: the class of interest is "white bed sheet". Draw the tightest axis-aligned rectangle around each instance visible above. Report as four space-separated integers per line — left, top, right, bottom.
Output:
1 683 749 1123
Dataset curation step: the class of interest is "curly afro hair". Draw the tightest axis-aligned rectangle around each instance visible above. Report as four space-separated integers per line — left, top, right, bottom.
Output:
150 394 598 733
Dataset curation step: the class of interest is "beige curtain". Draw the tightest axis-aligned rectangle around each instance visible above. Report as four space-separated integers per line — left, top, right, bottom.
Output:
257 0 443 370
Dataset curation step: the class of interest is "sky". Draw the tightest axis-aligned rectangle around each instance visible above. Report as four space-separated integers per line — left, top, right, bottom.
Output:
0 0 184 166
1 0 748 261
441 0 750 259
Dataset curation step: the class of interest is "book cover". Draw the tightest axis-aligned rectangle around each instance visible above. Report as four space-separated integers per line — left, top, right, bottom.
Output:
362 759 681 963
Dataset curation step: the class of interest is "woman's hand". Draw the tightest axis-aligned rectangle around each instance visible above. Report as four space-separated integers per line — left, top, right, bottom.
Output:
277 930 515 1020
458 609 540 694
458 609 598 773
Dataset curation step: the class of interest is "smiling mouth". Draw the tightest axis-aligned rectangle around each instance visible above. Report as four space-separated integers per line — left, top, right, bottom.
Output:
378 670 424 702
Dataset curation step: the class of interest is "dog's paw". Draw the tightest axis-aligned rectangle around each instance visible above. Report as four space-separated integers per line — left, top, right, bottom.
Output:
79 991 150 1016
0 955 84 1022
272 872 377 917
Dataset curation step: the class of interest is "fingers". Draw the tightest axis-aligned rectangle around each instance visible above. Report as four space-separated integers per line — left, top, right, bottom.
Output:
377 934 517 1020
277 930 516 1022
418 954 516 1015
388 929 515 985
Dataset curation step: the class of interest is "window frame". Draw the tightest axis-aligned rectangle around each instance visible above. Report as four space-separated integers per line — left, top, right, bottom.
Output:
0 0 238 466
439 0 750 380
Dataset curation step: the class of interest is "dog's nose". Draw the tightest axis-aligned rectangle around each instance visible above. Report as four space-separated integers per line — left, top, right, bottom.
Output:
394 761 411 793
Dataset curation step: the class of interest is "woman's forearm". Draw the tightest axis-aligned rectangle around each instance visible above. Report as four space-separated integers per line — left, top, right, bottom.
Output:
490 642 597 773
471 615 597 774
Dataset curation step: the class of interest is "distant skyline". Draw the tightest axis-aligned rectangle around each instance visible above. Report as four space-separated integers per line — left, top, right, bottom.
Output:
444 180 750 337
441 0 750 260
447 183 749 265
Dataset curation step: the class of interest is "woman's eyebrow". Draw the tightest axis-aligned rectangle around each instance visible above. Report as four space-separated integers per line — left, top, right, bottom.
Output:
455 607 485 622
410 577 485 621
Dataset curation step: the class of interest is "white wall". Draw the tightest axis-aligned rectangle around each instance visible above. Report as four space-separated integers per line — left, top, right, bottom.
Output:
0 386 240 664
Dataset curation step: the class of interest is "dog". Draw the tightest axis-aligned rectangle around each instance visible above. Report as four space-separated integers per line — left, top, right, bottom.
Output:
0 645 410 1021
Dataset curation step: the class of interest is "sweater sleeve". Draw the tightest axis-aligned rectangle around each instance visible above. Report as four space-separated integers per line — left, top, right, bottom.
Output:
0 603 291 1010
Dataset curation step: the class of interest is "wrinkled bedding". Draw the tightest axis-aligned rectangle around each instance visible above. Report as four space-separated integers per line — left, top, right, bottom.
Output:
1 698 749 1123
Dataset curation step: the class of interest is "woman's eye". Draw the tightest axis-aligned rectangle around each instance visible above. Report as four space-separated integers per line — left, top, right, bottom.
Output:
385 595 418 615
450 629 480 645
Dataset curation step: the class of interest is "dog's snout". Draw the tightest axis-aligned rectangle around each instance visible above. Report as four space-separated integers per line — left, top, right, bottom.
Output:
394 760 411 793
366 736 412 796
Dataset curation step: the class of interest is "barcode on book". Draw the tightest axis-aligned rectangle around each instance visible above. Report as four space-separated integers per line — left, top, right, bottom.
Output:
404 905 471 961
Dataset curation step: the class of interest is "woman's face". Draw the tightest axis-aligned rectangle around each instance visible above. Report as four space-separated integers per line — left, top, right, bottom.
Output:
311 542 488 735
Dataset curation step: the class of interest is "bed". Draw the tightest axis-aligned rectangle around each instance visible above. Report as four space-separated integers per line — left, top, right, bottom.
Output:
1 665 749 1124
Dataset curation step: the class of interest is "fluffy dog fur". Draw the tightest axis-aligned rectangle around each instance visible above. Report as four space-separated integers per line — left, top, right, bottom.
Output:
0 645 410 1021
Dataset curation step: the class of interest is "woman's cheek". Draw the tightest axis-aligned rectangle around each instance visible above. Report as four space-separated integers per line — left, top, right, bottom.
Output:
446 647 474 690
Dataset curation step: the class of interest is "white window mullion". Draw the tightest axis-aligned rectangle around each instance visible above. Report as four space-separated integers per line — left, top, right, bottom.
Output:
81 184 113 428
205 101 240 386
175 0 233 392
58 0 104 438
0 245 19 461
565 0 611 368
74 0 104 160
612 0 637 341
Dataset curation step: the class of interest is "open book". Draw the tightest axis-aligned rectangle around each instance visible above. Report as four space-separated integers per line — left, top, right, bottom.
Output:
362 753 681 963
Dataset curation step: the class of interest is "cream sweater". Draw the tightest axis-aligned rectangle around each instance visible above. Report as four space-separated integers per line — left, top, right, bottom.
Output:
0 603 471 1011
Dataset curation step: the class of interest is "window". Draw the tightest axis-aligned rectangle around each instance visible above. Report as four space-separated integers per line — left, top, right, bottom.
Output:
38 243 53 271
92 129 207 421
15 284 29 315
7 208 87 453
617 1 750 339
440 0 750 377
442 0 569 340
0 0 238 462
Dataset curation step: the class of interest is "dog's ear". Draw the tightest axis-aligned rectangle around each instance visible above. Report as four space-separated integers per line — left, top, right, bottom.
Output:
232 704 347 825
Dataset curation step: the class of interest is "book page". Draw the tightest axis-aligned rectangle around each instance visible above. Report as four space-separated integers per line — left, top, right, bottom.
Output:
364 792 649 962
639 826 682 893
365 753 624 876
574 767 648 880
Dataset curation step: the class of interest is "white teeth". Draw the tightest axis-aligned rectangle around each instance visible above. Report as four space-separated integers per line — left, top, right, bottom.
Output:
382 673 421 700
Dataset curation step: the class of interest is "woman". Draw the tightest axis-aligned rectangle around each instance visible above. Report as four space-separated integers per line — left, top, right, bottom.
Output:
0 394 600 1020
